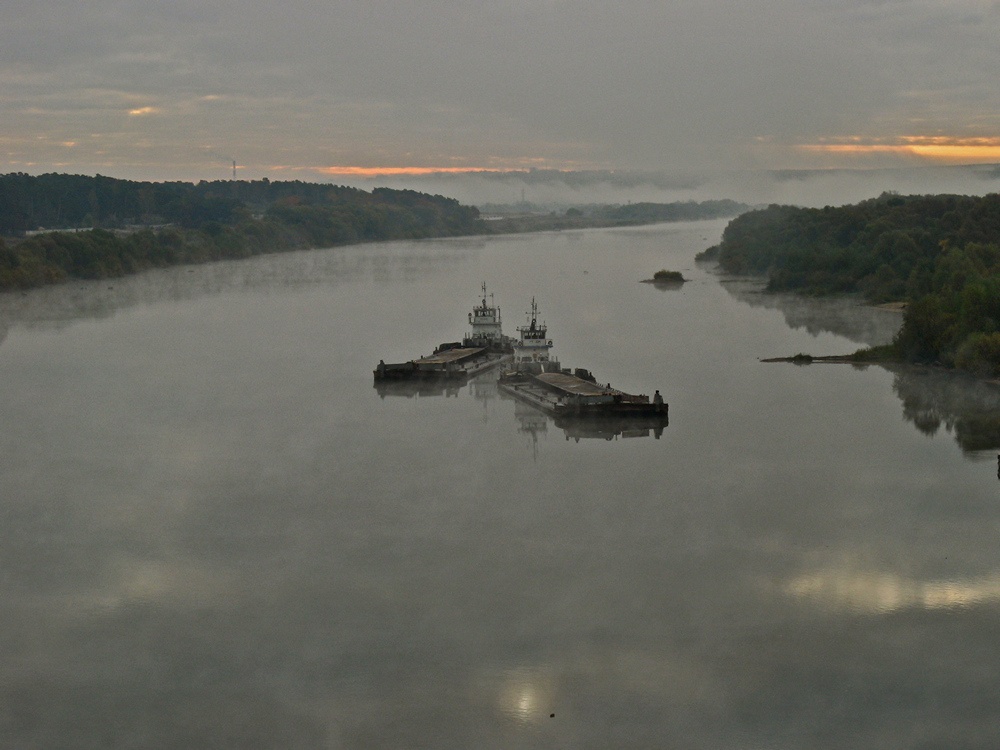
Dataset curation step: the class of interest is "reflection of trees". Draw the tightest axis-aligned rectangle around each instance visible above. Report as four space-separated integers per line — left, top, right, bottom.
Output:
721 274 1000 453
0 242 479 350
721 278 902 347
891 366 1000 453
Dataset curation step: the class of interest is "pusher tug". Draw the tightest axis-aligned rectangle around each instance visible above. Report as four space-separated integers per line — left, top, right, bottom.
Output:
373 283 512 382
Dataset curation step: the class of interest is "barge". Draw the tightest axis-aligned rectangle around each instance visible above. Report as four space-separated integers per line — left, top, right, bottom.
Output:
499 369 668 419
373 284 512 382
498 297 668 422
375 346 509 380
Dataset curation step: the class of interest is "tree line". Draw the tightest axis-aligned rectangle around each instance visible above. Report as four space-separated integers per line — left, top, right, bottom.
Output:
0 174 482 290
0 172 751 294
701 192 1000 376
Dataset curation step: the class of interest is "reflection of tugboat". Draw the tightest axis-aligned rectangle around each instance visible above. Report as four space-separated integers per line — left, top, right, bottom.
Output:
499 299 668 425
374 284 513 381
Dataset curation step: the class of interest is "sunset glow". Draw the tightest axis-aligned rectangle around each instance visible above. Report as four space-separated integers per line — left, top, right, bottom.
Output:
314 166 524 177
799 136 1000 163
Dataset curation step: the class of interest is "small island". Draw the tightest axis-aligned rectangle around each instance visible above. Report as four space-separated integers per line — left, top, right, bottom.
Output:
642 269 687 285
0 174 751 293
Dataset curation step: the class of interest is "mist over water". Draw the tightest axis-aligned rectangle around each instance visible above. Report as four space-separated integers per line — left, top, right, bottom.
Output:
2 222 1000 748
336 164 1000 210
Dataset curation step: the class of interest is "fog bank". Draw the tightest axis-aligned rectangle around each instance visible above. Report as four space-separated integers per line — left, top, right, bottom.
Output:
328 164 1000 210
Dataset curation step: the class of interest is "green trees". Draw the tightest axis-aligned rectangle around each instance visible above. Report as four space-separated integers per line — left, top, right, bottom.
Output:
0 175 486 291
0 174 482 237
709 193 1000 375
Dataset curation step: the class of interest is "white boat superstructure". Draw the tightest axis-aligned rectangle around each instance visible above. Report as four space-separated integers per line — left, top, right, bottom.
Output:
374 282 512 381
512 298 560 373
464 282 511 351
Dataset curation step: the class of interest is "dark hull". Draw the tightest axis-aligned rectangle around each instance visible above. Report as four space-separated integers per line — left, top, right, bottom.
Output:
373 352 511 381
497 372 668 419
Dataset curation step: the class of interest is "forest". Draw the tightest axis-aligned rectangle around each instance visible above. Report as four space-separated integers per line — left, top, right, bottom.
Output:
0 173 749 293
0 174 483 291
701 192 1000 376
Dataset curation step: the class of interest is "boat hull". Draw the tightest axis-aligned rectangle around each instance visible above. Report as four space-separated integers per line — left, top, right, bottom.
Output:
497 371 668 419
374 351 511 381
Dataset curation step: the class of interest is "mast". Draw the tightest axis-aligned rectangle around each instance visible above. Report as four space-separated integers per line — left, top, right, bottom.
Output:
513 297 557 371
467 282 505 349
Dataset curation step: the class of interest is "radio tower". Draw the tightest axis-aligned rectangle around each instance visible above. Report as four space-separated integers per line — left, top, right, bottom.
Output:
232 160 237 180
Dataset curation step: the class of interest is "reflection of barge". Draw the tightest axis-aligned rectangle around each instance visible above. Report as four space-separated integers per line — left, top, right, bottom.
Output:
374 284 512 381
374 379 463 399
555 413 667 441
499 384 667 441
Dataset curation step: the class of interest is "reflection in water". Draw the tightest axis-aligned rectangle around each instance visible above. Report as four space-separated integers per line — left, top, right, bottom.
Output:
373 371 501 402
373 372 668 443
513 399 549 459
374 380 463 399
643 280 686 292
0 241 477 345
891 366 1000 453
499 386 667 443
554 414 666 442
786 568 1000 614
720 277 902 347
495 667 557 725
721 274 1000 454
11 224 1000 747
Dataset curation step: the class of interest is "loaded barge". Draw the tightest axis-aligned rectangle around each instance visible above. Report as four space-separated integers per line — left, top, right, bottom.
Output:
374 284 513 381
497 298 668 421
499 370 667 419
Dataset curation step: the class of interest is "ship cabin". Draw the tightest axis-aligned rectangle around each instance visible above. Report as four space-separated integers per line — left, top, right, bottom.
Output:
513 298 558 372
465 283 506 349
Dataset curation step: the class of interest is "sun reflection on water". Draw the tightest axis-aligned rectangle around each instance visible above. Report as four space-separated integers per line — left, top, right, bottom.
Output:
496 667 557 725
786 569 1000 614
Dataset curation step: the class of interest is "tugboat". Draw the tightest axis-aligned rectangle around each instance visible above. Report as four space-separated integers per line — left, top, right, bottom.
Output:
463 282 514 353
498 298 668 423
511 298 561 374
373 284 513 381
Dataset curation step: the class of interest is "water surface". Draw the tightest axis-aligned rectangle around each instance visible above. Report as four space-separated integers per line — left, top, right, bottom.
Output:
2 222 999 748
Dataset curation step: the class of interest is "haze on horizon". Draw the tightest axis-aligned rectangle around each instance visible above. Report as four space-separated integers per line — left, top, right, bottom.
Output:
5 0 1000 206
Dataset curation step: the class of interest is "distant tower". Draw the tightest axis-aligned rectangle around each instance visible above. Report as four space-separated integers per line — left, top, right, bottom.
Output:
232 160 237 180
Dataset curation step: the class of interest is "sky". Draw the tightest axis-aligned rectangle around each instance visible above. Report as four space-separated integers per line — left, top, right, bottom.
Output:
4 0 1000 198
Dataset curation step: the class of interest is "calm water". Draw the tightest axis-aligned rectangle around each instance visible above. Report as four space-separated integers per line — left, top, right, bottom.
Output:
2 221 1000 748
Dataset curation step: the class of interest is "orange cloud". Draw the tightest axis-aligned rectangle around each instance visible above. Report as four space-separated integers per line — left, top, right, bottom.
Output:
798 136 1000 163
127 106 160 116
313 166 519 177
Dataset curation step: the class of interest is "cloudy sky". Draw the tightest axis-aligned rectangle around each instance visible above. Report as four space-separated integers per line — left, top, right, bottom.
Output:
4 0 1000 184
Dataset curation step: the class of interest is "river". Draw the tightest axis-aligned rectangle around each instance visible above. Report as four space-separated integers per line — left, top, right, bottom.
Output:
2 220 999 748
